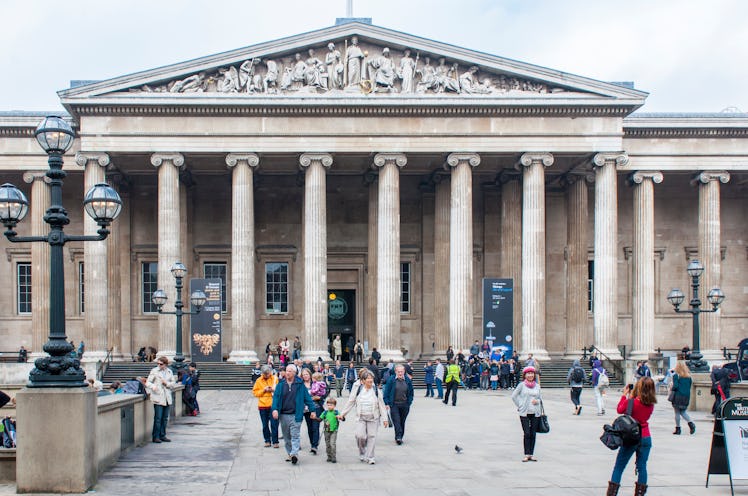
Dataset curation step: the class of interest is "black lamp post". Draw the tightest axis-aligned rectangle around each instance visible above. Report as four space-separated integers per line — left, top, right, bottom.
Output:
0 116 122 387
151 262 207 371
667 259 726 373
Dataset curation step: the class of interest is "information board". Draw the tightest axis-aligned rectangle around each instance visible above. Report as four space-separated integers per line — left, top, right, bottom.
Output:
189 278 222 362
707 397 748 495
482 278 513 356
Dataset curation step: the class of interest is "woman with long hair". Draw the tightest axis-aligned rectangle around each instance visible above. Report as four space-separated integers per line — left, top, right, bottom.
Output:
299 368 322 455
670 360 695 435
607 376 657 496
511 366 543 462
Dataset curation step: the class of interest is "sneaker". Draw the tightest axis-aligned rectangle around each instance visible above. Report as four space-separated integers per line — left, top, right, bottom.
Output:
159 437 171 442
368 458 376 465
331 459 337 463
310 447 317 455
359 455 366 462
273 444 280 449
578 406 582 415
264 442 271 448
291 455 298 465
396 439 403 445
285 456 291 462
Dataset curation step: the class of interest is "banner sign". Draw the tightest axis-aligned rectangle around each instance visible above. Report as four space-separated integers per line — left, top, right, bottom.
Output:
189 278 222 362
482 278 513 356
707 397 748 495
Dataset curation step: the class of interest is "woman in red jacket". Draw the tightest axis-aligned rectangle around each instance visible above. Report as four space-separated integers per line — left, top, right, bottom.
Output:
607 377 657 496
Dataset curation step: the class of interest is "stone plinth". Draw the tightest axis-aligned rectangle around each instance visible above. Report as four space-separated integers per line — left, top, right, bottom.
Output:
16 387 97 493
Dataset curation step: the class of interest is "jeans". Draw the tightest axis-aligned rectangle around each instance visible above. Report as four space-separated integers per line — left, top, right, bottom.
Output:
292 350 300 360
390 403 410 441
425 383 434 397
520 414 539 456
303 411 320 449
335 378 344 397
611 436 652 484
570 387 582 407
279 414 301 455
491 380 498 390
152 404 169 440
443 380 458 405
324 430 338 461
500 374 510 389
673 406 692 427
435 378 443 398
258 408 279 444
594 386 606 413
480 375 489 390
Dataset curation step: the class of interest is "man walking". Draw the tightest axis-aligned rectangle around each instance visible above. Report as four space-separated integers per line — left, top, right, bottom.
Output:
383 364 414 445
423 360 435 397
272 365 317 465
434 359 444 399
333 360 345 397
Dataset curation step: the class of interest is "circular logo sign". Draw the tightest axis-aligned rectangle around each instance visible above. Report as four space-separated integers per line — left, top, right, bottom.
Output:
328 298 348 320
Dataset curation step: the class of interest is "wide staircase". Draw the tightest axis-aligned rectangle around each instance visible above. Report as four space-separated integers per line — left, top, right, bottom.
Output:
103 358 624 390
103 362 252 390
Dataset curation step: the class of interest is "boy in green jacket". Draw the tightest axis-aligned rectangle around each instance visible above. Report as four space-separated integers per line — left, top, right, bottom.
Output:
319 397 340 463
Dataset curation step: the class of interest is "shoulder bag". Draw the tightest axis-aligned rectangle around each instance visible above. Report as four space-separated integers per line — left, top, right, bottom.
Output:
536 398 550 434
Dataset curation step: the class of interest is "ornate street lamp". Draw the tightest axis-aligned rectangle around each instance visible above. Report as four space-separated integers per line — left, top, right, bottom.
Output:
152 262 207 370
0 116 122 387
667 259 726 372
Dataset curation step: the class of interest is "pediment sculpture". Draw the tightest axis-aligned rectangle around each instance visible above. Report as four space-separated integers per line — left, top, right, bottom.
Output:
128 36 566 97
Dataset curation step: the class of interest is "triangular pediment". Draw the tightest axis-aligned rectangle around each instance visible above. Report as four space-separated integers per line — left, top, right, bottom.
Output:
59 23 647 111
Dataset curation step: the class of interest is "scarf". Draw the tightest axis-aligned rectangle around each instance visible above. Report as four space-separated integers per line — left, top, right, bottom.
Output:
523 379 536 388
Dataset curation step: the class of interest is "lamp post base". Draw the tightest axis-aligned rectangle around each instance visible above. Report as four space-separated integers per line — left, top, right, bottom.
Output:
687 352 710 373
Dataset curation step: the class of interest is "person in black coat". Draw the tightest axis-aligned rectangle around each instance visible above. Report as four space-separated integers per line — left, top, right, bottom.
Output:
711 367 731 415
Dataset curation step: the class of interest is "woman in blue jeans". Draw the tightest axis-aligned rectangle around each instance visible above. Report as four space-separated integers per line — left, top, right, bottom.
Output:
607 377 657 496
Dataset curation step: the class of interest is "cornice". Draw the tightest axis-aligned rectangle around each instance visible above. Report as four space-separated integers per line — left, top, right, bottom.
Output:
624 127 748 138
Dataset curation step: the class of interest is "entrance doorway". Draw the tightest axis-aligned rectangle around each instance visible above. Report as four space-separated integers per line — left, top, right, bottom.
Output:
328 289 355 361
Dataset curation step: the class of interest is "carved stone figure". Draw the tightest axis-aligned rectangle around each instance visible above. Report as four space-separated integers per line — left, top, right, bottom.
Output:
435 59 460 93
326 43 344 90
169 72 207 93
239 59 261 92
218 66 240 93
263 60 279 93
280 66 293 90
416 57 438 93
369 47 397 92
305 49 326 90
345 36 365 87
291 53 308 90
398 49 417 94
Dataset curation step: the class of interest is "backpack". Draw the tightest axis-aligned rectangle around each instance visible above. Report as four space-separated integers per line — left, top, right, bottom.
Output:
600 398 641 450
355 384 379 398
597 369 610 388
1 417 16 448
571 367 585 384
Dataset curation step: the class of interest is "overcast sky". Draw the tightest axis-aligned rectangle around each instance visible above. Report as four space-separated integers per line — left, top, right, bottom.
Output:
2 0 746 113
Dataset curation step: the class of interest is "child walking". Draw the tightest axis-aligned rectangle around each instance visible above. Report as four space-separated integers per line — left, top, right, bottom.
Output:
318 397 340 463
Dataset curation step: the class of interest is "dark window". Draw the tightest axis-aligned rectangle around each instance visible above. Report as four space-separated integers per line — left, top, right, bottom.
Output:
265 262 288 314
79 262 85 314
588 260 594 312
401 262 411 313
17 262 31 314
142 262 158 314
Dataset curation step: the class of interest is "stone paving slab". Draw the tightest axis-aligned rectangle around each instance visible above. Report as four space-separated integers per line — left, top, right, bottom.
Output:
2 387 746 495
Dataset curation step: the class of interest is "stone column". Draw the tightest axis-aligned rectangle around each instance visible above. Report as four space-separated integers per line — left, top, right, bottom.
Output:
76 152 111 361
519 153 553 360
226 153 260 363
373 153 407 362
365 173 378 351
151 153 184 356
300 153 333 361
696 171 730 360
446 153 480 352
630 171 664 360
592 152 628 360
434 175 450 355
106 174 124 359
23 172 50 356
500 176 522 352
564 173 592 358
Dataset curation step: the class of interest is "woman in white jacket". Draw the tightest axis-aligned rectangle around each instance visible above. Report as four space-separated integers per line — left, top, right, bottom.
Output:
146 356 176 443
511 366 543 462
338 369 389 464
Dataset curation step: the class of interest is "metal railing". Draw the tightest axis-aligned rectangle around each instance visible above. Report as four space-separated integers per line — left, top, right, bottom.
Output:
723 347 740 360
584 345 625 379
96 348 115 381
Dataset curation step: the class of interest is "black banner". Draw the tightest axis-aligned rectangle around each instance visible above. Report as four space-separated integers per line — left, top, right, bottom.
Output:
482 278 513 356
189 278 222 362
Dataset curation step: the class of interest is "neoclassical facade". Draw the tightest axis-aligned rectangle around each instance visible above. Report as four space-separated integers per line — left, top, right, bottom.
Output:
1 22 746 364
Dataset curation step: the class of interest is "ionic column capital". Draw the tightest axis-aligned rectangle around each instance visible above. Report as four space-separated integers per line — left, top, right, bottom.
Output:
22 171 50 184
299 153 333 169
561 172 594 187
693 170 730 185
519 152 554 168
592 152 629 168
372 153 407 169
75 152 110 168
150 153 185 168
629 171 664 185
226 153 260 169
445 152 480 169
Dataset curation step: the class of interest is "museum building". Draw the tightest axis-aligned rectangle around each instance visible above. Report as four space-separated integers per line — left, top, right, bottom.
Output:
1 22 746 365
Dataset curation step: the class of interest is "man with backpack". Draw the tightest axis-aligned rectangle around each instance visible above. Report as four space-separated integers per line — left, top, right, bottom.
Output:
567 359 585 415
591 359 609 415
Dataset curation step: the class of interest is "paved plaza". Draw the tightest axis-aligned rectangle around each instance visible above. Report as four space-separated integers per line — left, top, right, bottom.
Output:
2 387 742 495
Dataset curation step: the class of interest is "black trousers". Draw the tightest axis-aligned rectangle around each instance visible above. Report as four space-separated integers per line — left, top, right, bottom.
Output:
520 414 539 455
390 403 410 441
570 387 582 407
443 380 458 405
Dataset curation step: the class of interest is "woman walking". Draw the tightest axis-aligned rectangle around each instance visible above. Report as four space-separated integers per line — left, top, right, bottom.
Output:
511 366 543 462
299 368 322 454
338 369 389 464
607 377 657 496
670 360 696 435
567 359 585 415
591 359 607 415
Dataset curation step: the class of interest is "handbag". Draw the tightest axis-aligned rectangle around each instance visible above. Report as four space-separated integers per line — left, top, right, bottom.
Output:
536 399 550 434
667 389 676 402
